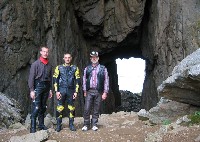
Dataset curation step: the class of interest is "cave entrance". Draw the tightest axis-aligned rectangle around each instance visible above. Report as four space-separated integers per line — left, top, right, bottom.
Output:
115 57 145 112
116 57 145 94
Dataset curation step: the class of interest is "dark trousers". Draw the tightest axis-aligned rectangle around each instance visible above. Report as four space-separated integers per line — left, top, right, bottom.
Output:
31 81 50 121
83 89 102 127
56 88 75 119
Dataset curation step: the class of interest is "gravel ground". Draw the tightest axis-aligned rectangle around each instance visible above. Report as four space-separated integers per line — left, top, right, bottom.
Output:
0 111 200 142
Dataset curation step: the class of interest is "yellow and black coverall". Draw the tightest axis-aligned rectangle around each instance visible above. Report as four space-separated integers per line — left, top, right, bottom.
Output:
53 64 80 131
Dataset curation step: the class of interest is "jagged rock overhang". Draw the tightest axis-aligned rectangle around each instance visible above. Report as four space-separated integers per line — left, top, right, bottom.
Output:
87 26 144 64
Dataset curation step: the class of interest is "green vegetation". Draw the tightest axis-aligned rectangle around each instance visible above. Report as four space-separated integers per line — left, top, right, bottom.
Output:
188 111 200 125
197 20 200 28
196 20 200 47
162 119 171 125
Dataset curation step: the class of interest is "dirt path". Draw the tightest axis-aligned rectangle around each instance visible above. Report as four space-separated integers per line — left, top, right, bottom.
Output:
0 112 200 142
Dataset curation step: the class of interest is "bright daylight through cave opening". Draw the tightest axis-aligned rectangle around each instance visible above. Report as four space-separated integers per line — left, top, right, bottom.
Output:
116 57 145 94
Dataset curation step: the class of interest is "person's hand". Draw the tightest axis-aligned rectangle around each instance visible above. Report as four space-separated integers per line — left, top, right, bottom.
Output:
30 91 35 100
73 92 77 99
56 92 61 100
84 92 87 97
49 90 53 98
102 93 107 100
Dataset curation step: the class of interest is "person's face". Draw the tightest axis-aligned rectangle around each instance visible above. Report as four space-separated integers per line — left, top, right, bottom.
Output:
90 56 99 64
63 54 72 64
40 47 49 58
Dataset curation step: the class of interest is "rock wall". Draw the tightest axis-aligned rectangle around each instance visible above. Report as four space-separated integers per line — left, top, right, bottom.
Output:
73 0 145 43
141 0 200 109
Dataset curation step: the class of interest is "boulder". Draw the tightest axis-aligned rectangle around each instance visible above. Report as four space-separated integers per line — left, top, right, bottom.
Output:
0 92 23 129
158 49 200 106
9 130 49 142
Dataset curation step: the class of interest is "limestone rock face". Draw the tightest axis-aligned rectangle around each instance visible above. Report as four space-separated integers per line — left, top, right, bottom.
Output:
0 92 23 129
73 0 146 43
141 0 200 109
158 49 200 106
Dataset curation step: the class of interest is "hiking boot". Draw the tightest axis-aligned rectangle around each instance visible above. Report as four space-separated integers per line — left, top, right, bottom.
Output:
38 125 48 130
69 118 76 131
38 114 48 130
30 118 36 133
55 118 62 132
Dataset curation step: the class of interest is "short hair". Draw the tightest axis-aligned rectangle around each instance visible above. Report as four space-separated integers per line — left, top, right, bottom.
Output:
40 46 48 51
64 53 72 57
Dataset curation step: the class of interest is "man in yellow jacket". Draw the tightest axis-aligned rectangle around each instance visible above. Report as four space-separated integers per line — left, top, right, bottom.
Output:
53 53 80 132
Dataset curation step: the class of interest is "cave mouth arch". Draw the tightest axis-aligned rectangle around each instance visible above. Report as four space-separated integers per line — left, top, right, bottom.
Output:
98 43 147 113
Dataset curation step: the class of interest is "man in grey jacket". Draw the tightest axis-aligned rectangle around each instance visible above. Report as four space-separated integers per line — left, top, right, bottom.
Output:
28 46 53 133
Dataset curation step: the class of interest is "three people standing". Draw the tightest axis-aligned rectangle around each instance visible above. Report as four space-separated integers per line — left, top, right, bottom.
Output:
28 49 109 132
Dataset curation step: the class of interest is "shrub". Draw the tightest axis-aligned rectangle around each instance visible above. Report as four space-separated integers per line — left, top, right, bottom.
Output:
188 111 200 125
162 119 171 125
